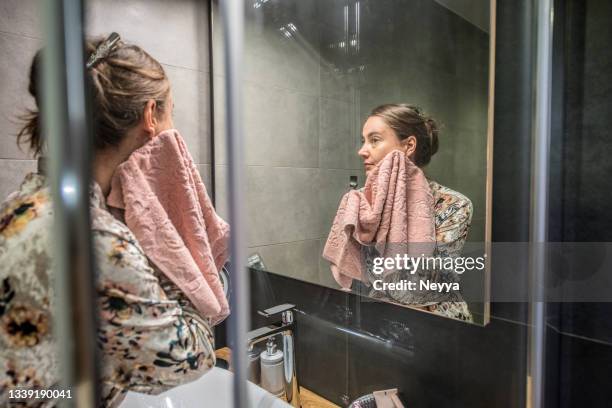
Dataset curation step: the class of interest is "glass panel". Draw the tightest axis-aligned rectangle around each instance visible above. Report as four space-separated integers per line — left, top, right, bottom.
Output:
214 0 493 326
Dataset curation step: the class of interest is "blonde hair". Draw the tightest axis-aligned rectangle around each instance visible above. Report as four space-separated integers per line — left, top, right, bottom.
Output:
17 35 170 156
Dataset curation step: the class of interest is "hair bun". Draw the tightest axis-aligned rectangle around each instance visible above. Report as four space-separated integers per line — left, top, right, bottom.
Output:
424 117 439 156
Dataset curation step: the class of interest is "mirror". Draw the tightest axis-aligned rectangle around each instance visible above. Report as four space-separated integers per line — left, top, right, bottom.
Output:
213 0 493 325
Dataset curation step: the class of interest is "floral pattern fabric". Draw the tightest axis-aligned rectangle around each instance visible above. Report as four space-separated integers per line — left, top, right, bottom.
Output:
363 179 474 322
0 173 216 407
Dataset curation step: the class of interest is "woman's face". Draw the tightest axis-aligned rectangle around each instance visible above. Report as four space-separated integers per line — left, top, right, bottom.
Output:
358 115 411 175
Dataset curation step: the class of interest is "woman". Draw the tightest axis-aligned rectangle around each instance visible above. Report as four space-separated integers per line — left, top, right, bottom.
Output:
357 103 473 322
0 35 216 406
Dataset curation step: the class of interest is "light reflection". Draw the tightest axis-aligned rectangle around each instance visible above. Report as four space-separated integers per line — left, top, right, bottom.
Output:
60 172 78 208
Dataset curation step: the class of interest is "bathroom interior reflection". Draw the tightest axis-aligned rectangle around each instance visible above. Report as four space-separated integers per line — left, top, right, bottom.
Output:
213 0 492 327
2 0 611 407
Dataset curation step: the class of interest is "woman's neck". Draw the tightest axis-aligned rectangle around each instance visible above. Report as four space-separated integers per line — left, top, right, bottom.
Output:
93 149 126 197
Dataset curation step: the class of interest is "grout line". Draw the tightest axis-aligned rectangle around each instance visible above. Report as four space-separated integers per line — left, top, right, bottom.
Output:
211 73 352 103
161 62 209 75
0 29 42 41
488 312 612 347
547 322 612 347
248 237 321 249
214 163 363 172
0 158 36 162
488 313 530 327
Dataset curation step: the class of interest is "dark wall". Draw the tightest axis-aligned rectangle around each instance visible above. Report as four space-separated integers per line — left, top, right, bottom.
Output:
547 1 612 407
249 2 535 406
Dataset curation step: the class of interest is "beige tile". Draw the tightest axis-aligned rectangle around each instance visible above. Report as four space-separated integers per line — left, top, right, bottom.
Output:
0 32 41 160
0 0 42 39
0 159 36 200
212 164 228 220
197 164 212 196
86 0 209 72
211 74 226 165
165 65 211 164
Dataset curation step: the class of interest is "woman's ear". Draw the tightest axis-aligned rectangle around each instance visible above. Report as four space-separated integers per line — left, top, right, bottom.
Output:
402 135 417 156
142 100 158 138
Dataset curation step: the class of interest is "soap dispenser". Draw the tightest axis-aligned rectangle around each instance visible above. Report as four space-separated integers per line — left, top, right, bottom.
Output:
260 337 285 398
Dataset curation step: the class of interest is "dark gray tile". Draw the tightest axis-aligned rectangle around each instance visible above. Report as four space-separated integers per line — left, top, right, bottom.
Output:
215 165 320 247
558 333 612 408
249 239 320 284
319 97 361 170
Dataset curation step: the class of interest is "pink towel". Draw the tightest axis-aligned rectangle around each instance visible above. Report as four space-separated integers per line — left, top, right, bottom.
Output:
107 129 230 324
322 150 436 289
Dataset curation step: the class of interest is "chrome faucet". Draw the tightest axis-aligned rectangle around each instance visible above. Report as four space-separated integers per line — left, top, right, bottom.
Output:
247 303 301 407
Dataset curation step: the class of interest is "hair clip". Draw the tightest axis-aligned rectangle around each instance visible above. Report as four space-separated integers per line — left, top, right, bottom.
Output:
86 32 121 69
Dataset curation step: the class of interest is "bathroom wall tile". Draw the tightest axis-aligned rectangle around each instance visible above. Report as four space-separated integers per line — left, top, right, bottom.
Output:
243 82 319 168
246 166 320 246
490 303 529 326
453 80 490 135
557 303 612 346
210 2 224 76
346 297 527 407
318 168 365 238
558 333 612 408
212 78 319 168
0 0 42 39
212 164 228 219
164 65 211 164
450 16 491 83
0 32 41 160
215 165 320 247
356 80 403 120
248 239 320 284
250 267 352 326
297 313 350 406
196 164 212 196
213 7 320 97
86 0 209 72
319 97 361 170
319 66 355 104
0 159 36 200
467 216 486 243
242 18 321 97
211 74 227 165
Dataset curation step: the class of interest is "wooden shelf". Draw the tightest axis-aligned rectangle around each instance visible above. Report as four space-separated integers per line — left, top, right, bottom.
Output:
215 348 340 408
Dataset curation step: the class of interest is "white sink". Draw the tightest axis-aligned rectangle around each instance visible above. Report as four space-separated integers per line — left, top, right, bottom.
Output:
120 367 292 408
